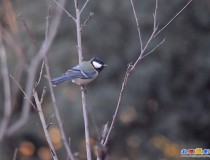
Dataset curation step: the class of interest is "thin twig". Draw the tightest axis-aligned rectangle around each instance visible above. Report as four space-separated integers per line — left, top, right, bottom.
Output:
19 14 38 47
12 148 18 160
46 114 54 129
35 61 45 88
130 0 143 52
103 64 132 146
141 38 166 59
34 91 58 160
73 0 92 158
81 86 92 160
81 12 94 31
10 75 36 109
154 0 192 37
53 0 76 22
80 0 90 14
0 29 12 141
44 58 75 160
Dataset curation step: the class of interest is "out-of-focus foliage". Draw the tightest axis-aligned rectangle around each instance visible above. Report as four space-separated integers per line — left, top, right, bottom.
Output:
0 0 210 159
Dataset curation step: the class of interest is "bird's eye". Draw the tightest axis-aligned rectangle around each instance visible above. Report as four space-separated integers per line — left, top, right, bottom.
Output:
92 61 102 68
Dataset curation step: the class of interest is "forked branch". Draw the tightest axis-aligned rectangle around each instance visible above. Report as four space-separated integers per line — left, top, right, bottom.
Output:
103 0 192 146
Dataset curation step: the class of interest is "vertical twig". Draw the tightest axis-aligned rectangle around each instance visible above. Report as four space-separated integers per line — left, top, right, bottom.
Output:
74 0 91 159
55 0 92 159
0 28 12 141
34 91 58 160
80 85 92 160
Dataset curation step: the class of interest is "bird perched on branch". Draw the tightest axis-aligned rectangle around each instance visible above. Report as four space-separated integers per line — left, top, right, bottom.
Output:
51 57 107 86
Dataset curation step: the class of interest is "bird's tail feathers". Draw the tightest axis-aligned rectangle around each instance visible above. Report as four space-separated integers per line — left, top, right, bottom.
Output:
51 75 72 86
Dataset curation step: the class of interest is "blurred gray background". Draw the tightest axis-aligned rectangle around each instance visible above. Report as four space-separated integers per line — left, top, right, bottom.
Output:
0 0 210 159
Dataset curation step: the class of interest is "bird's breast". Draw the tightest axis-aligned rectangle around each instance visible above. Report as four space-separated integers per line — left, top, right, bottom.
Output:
72 76 97 85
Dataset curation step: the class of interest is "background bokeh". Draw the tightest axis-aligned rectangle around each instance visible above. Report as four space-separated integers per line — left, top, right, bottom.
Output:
0 0 210 159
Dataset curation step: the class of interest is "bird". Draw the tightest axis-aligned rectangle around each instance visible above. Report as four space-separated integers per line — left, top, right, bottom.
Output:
51 56 107 86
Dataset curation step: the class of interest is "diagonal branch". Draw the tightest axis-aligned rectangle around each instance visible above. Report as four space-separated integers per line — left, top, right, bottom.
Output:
34 91 58 160
80 0 90 14
154 0 192 37
103 64 132 146
53 0 76 22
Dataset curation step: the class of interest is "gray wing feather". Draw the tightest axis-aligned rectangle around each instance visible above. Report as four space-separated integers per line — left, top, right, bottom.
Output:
65 66 96 79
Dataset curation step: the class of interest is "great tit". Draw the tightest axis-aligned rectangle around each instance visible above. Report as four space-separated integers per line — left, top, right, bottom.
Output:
51 57 107 86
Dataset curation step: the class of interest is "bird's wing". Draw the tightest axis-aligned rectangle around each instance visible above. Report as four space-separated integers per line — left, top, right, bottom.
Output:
64 66 96 79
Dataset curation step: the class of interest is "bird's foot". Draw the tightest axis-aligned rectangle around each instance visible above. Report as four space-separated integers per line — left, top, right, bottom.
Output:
80 85 87 93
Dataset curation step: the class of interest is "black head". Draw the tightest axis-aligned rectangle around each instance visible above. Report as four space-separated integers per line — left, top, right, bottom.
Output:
90 56 107 72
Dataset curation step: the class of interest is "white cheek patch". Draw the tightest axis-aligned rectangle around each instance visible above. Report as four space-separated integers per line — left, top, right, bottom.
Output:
93 61 102 68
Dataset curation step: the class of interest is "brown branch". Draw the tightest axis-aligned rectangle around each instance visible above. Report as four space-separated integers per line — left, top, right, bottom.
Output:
34 91 58 160
7 0 66 136
0 29 12 141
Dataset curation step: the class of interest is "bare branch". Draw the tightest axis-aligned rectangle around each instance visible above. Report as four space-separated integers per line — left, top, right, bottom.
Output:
44 3 75 158
34 91 58 160
73 0 92 158
81 12 94 31
104 0 191 147
53 0 76 22
10 75 36 109
80 0 90 14
81 86 92 160
154 0 192 37
19 14 38 47
12 148 18 160
0 29 12 141
103 64 132 146
142 38 166 59
35 61 45 88
44 58 75 160
40 86 46 104
100 123 109 145
7 0 66 136
46 114 54 129
130 0 143 51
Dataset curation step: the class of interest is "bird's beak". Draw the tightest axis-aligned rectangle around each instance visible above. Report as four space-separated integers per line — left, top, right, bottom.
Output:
103 64 108 67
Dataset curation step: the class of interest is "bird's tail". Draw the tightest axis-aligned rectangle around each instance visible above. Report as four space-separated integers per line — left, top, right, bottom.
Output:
51 75 72 86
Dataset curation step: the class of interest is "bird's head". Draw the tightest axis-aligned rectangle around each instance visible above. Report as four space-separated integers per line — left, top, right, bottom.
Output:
90 56 107 72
